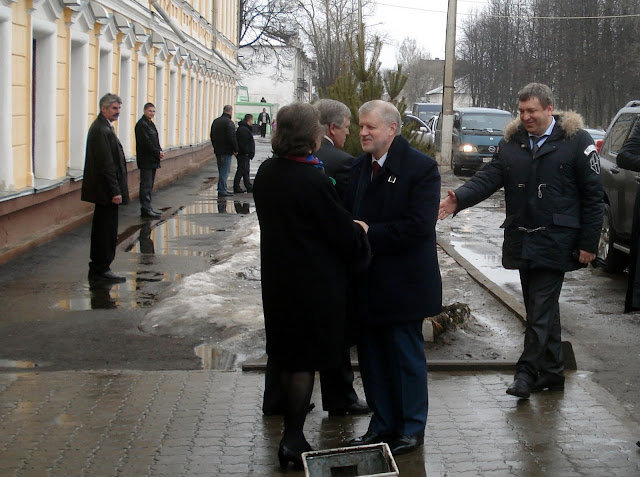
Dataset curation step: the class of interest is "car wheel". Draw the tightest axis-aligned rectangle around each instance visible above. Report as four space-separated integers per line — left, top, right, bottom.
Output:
597 203 628 273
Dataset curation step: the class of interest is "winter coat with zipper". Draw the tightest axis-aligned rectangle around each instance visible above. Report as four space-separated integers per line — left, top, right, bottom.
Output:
236 120 255 159
454 111 604 272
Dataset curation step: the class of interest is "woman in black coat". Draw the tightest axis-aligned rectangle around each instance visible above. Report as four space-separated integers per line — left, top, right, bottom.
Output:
253 103 369 469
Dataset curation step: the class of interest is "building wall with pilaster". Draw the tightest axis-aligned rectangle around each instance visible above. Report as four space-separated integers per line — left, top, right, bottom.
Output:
0 0 239 262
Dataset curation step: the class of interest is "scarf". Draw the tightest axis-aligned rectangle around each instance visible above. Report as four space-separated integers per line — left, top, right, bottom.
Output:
284 154 324 170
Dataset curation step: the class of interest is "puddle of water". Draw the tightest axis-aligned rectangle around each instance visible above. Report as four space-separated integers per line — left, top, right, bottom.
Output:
53 271 181 311
194 343 241 370
0 359 49 369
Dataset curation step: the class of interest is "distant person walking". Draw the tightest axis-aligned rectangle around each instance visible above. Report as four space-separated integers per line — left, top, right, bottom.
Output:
439 83 604 398
135 103 164 218
258 108 271 138
616 119 640 312
81 93 129 283
234 114 255 193
260 97 267 103
210 105 238 197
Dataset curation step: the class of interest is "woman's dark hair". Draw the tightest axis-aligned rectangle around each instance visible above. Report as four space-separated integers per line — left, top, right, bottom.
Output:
271 102 323 156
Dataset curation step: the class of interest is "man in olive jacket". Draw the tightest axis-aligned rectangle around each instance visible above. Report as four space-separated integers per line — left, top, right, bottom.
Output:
81 93 129 283
135 102 164 218
439 83 603 398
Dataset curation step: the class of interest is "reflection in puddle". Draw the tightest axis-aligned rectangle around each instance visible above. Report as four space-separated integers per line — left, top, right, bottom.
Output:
54 271 181 311
125 199 253 256
194 343 239 370
0 359 48 368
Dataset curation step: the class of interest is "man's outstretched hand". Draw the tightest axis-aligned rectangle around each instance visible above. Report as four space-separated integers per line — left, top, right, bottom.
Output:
438 190 458 220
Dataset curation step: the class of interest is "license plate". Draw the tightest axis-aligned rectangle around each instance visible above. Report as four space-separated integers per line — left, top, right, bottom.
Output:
483 157 492 163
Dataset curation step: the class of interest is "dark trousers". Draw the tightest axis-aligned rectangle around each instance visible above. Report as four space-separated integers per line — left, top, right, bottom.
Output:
262 350 359 413
358 320 427 437
516 267 566 383
139 168 157 212
233 155 252 191
260 123 267 137
89 203 119 275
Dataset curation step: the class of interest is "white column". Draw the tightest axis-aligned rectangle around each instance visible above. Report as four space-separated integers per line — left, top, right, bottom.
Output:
155 61 165 145
137 55 147 117
180 71 187 145
119 49 132 156
168 66 177 146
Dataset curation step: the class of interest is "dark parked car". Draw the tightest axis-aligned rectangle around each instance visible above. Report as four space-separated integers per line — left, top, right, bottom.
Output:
435 107 513 175
597 100 640 272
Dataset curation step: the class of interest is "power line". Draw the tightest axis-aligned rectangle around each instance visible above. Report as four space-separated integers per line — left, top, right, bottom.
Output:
375 2 640 19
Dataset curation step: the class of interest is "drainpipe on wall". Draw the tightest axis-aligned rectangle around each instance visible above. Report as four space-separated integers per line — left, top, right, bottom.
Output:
150 0 188 43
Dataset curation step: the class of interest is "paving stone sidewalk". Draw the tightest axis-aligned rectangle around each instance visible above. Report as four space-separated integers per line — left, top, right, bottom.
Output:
1 369 639 476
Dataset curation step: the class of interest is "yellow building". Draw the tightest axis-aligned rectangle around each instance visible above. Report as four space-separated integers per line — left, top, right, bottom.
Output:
0 0 239 263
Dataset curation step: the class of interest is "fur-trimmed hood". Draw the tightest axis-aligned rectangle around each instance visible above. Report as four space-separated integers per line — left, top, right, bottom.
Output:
504 110 584 141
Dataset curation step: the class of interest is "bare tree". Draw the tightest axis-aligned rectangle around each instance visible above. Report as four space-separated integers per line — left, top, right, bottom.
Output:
395 38 440 105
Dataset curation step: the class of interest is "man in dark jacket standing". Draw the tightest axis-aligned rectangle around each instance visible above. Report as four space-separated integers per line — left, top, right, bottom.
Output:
233 114 255 193
345 100 442 456
81 93 129 283
210 105 238 196
314 99 354 200
135 103 164 218
258 108 271 138
439 83 603 398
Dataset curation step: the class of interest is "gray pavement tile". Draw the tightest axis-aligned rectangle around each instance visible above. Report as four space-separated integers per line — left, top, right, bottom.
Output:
0 369 639 476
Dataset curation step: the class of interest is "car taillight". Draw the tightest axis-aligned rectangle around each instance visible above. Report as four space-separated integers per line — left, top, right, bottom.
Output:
596 139 603 154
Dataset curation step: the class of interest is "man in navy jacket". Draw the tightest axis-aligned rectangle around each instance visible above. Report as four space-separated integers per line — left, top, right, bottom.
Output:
344 100 442 455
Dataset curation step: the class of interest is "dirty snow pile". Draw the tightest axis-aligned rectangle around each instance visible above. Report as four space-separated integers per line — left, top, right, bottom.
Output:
140 213 265 349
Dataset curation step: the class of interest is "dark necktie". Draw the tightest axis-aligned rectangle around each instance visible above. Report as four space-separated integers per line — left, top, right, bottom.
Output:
531 135 547 156
372 161 381 180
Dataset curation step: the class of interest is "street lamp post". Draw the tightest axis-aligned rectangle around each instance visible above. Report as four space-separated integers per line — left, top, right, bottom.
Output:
440 0 457 172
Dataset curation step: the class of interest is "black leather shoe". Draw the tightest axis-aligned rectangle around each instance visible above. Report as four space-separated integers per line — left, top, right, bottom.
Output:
347 431 388 446
233 188 246 193
506 378 531 399
141 209 161 218
328 399 371 416
531 374 565 393
389 434 424 455
218 191 233 197
89 271 126 283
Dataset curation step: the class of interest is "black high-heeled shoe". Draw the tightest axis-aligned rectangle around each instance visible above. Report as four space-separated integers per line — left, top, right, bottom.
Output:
278 443 304 470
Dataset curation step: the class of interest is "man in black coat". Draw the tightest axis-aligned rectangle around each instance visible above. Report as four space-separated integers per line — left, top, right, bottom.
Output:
233 114 255 193
258 108 271 138
314 99 354 200
135 103 164 218
616 120 640 312
439 83 603 398
81 93 129 283
210 105 238 196
345 100 442 456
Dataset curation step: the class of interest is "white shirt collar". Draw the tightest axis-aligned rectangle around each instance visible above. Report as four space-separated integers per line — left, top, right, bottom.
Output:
323 135 334 146
373 152 388 168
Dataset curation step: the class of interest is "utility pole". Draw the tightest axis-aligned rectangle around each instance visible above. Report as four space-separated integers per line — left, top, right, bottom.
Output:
439 0 457 172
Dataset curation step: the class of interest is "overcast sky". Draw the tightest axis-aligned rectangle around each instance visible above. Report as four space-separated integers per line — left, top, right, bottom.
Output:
369 0 491 69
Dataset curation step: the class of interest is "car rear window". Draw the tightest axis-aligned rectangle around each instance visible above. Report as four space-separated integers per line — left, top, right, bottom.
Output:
608 113 638 153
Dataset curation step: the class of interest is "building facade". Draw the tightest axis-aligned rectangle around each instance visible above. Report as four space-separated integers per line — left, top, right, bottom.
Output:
0 0 239 262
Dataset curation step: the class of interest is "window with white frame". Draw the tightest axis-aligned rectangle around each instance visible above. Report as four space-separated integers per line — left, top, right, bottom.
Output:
69 32 89 173
119 50 132 156
31 19 57 183
0 9 13 192
168 66 177 147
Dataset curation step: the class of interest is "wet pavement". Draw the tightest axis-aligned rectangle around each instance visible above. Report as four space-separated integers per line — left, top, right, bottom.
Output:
1 369 639 476
1 140 640 474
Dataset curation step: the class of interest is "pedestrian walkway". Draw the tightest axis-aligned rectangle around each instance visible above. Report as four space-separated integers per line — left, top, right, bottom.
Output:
1 368 639 476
